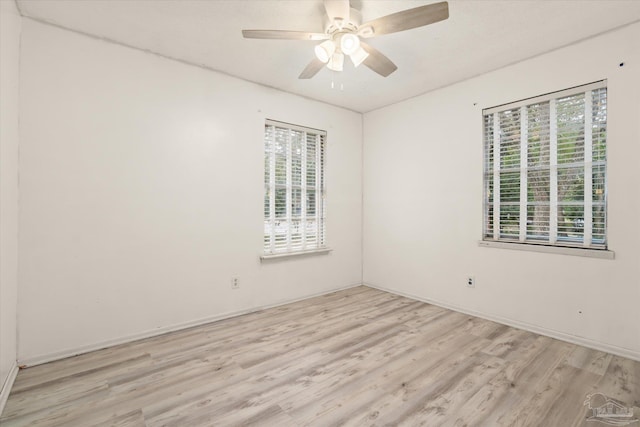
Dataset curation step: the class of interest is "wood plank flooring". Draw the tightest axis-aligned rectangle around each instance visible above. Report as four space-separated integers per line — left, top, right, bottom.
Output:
1 286 638 426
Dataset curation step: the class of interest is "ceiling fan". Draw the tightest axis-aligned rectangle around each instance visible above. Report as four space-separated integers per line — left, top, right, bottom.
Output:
242 0 449 79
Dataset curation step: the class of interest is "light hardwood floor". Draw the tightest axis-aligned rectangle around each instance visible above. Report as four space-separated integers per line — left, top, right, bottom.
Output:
1 286 638 426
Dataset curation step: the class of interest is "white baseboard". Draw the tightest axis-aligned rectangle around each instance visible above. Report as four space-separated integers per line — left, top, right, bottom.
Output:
19 282 363 368
0 363 19 417
364 282 640 362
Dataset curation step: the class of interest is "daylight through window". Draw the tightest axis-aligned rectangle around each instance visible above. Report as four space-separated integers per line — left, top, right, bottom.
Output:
483 81 607 249
264 120 326 255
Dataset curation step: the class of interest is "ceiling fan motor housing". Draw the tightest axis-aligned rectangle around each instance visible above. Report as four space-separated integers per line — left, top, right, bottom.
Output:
323 8 362 35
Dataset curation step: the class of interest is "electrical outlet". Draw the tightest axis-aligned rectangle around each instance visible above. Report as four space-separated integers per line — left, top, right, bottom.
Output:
466 276 475 288
231 277 239 289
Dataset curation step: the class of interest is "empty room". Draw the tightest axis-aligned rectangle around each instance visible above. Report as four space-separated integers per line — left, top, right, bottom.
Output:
1 0 639 425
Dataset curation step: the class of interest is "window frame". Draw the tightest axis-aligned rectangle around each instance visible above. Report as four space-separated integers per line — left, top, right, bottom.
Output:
481 81 612 257
262 119 328 259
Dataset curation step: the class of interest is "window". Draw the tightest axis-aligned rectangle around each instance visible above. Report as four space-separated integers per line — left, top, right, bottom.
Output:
264 120 326 255
483 81 607 250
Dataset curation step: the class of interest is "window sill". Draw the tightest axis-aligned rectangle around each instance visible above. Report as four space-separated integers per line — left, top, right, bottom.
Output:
260 248 332 261
478 240 614 259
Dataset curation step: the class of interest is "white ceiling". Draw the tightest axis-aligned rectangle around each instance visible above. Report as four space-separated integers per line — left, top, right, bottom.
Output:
16 0 640 113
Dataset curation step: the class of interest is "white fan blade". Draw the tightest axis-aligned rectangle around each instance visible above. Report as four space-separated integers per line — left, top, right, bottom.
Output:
299 58 326 79
324 0 350 22
359 2 449 38
242 30 329 41
360 42 397 77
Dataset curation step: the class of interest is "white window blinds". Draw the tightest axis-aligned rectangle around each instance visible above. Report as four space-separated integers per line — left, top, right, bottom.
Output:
483 81 607 249
264 120 326 255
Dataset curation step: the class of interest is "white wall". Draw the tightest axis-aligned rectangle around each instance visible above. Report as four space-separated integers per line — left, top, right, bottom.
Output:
0 0 21 407
18 20 362 363
13 12 639 367
363 23 640 358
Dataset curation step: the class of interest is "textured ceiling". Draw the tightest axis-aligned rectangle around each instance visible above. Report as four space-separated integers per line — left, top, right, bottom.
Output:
16 0 640 112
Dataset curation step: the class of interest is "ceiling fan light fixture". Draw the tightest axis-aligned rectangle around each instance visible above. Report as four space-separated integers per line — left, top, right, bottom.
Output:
340 33 360 55
349 46 369 68
327 52 344 72
243 0 450 80
314 40 336 63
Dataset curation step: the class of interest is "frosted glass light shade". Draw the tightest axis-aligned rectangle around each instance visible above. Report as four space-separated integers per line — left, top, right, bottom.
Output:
349 46 369 67
327 52 344 71
314 40 335 64
340 33 360 55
